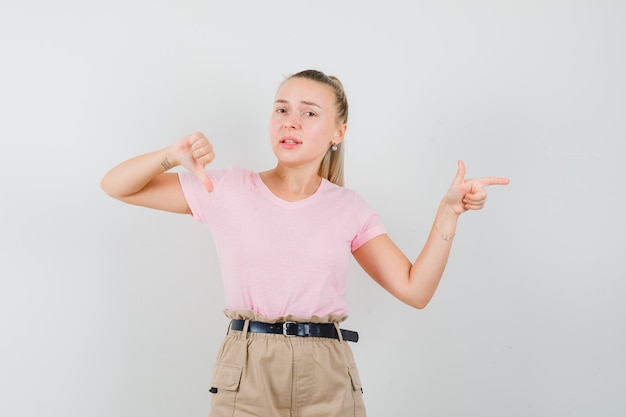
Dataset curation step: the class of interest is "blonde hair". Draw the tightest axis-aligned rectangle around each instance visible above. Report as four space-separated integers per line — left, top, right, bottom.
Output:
285 70 348 187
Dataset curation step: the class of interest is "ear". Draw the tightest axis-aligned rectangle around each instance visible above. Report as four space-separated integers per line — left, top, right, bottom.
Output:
333 123 347 145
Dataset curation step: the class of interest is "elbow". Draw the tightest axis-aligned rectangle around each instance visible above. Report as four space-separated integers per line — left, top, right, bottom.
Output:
100 177 110 195
389 283 434 310
100 176 124 200
407 295 433 310
100 176 116 198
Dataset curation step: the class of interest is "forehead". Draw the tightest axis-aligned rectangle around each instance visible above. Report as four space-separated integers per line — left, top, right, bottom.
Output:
275 77 335 105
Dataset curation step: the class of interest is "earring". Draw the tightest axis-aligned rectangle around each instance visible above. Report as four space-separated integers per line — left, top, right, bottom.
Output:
331 144 338 152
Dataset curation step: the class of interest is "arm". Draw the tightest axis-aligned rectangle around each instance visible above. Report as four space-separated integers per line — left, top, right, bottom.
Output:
353 161 509 309
100 132 215 214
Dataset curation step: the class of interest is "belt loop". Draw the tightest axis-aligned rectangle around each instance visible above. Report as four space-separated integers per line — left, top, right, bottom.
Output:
240 319 250 340
333 322 344 342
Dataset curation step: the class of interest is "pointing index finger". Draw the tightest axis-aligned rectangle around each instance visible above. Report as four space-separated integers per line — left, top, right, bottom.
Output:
479 177 510 187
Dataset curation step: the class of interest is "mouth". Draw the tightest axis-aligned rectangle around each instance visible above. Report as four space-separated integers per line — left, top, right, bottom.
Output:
280 136 302 146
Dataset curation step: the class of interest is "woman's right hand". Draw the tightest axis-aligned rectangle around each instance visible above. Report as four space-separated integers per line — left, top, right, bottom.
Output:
172 132 215 192
101 132 216 213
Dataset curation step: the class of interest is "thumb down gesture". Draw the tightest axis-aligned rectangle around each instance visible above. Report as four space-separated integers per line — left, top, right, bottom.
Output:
174 132 215 193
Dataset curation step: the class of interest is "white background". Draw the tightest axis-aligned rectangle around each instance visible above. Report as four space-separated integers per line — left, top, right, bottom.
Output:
1 1 625 416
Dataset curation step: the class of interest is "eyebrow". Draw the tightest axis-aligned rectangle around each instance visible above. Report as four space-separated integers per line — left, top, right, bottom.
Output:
274 99 323 109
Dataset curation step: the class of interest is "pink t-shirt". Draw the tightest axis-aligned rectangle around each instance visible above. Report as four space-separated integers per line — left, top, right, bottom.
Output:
178 167 386 320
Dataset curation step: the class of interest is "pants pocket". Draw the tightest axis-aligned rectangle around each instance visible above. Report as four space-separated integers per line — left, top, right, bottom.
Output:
209 362 243 417
348 364 367 416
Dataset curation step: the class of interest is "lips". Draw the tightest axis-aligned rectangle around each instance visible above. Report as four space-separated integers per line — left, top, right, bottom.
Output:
280 136 302 147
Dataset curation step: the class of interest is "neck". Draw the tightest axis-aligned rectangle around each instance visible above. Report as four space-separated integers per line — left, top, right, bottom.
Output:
260 166 322 201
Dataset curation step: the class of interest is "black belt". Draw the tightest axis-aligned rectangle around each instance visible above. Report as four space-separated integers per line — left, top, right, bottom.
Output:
230 320 359 343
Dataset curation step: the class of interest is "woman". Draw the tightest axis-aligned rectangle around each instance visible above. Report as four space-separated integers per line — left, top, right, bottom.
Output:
101 69 509 416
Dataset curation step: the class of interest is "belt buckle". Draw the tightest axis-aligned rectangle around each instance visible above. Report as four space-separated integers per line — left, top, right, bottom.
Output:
282 321 297 337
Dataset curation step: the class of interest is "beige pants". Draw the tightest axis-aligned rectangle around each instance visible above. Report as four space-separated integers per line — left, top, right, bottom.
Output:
208 312 366 417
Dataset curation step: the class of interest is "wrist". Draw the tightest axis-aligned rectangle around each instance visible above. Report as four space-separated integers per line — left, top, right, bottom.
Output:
161 145 182 171
440 198 462 217
433 199 460 241
434 223 455 241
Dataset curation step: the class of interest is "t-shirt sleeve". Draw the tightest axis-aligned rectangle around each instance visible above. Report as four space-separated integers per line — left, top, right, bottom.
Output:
350 193 387 252
178 168 225 223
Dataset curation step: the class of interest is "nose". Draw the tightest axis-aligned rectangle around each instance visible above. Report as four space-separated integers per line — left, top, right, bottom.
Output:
284 113 298 129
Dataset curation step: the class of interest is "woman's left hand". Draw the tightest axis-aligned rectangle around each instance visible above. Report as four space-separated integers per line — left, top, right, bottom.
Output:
445 160 510 215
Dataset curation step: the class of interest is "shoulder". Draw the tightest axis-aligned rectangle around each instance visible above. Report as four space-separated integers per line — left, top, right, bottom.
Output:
184 166 257 189
319 180 373 208
179 166 255 198
215 166 263 189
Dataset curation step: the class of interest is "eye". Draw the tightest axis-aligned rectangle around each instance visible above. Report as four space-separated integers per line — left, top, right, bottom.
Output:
275 107 286 114
303 111 317 117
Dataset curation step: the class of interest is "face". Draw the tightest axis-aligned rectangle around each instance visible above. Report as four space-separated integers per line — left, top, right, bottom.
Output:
269 77 346 169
